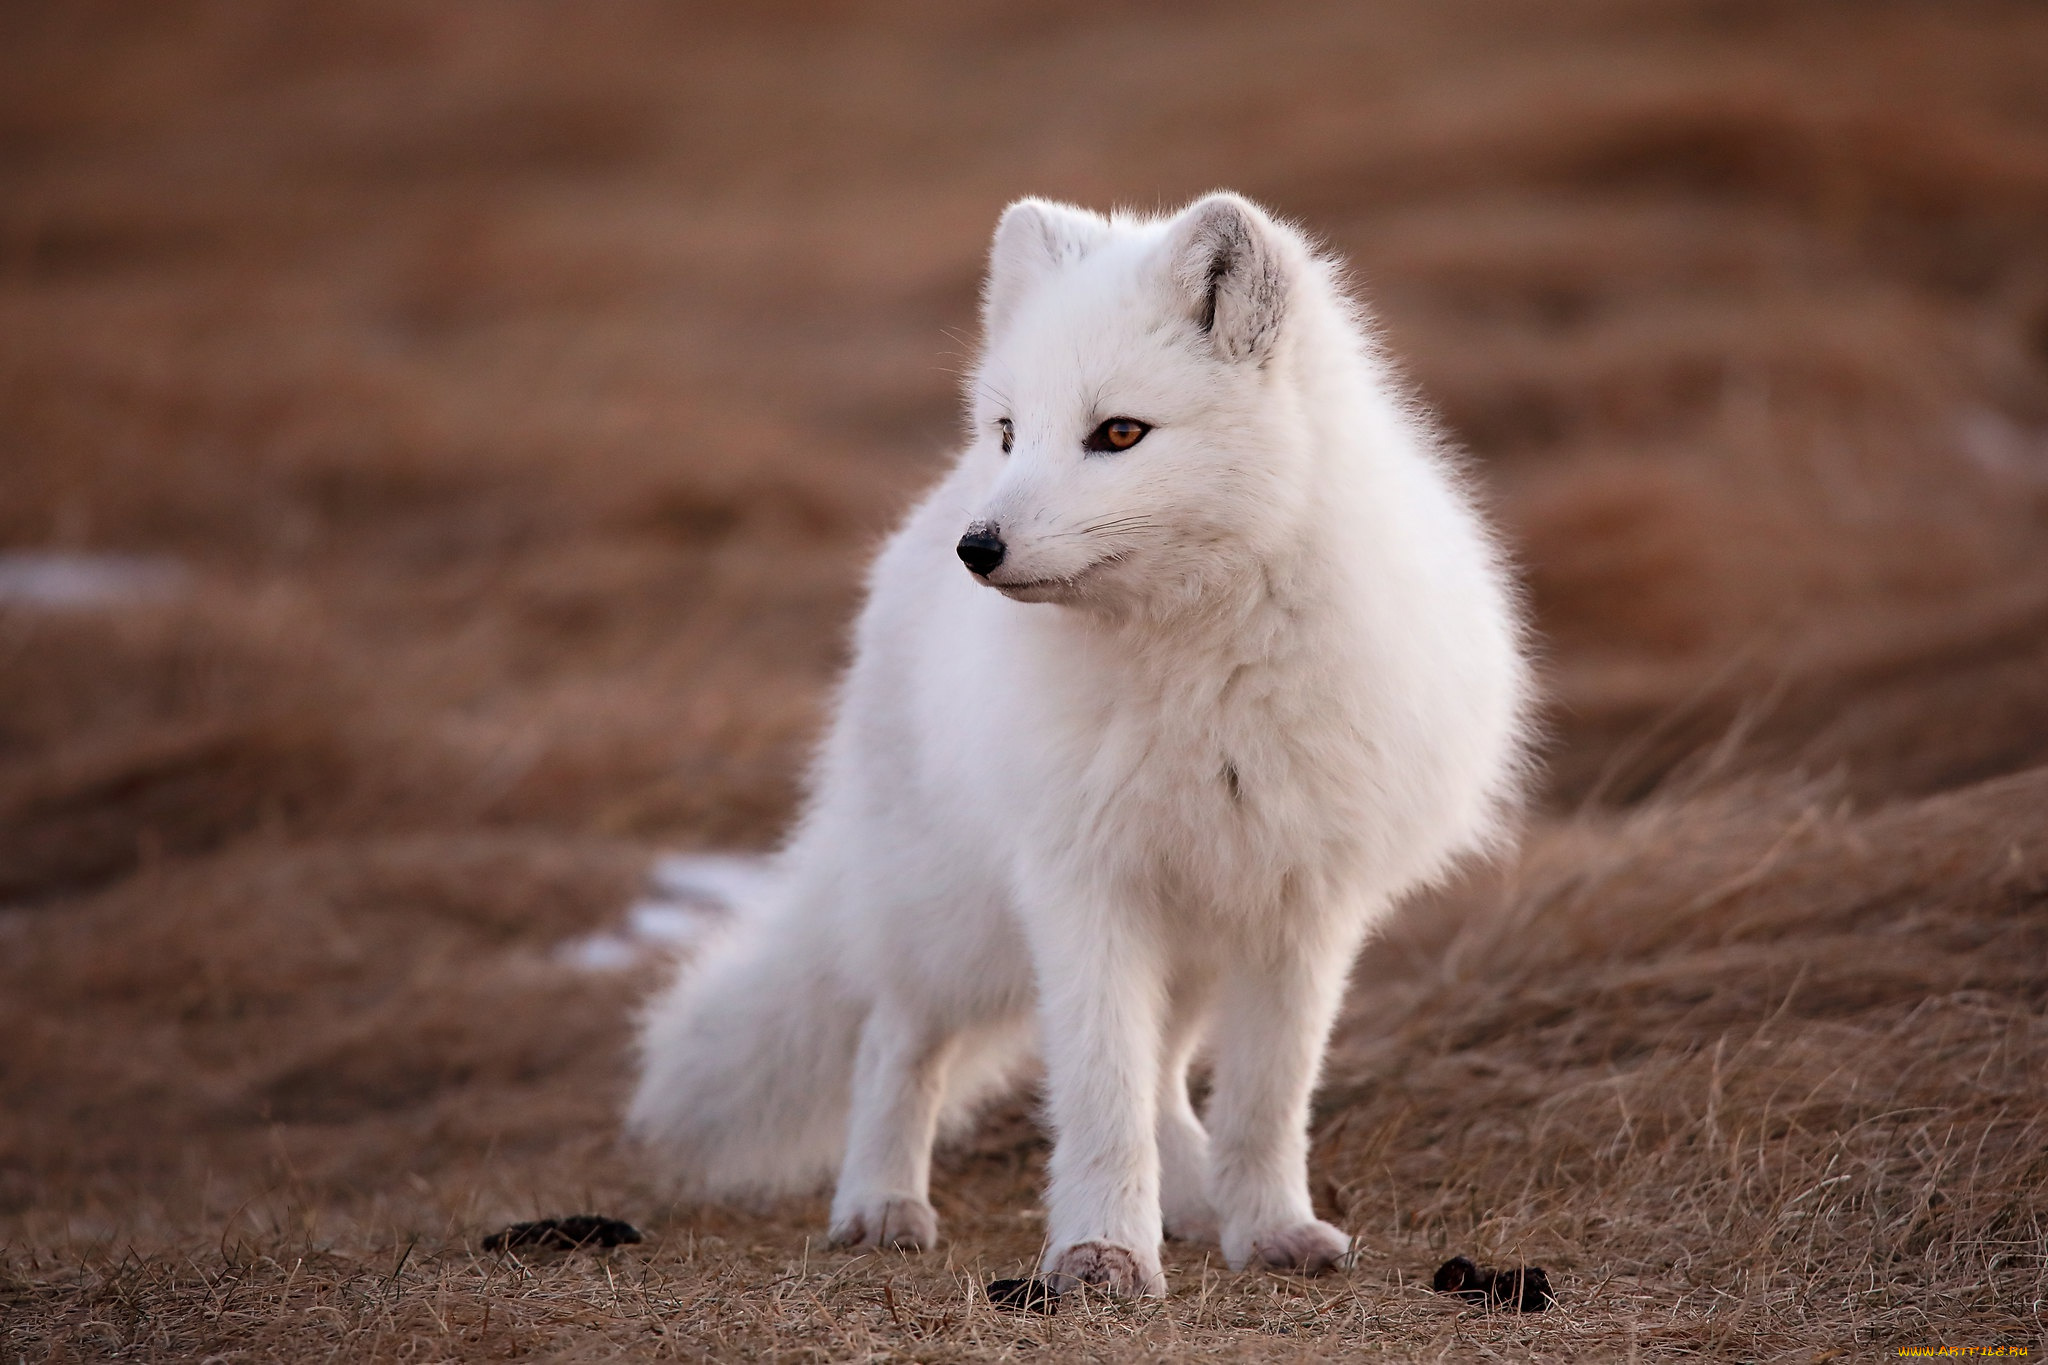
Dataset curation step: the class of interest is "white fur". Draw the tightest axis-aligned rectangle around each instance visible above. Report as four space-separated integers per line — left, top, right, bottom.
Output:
627 192 1531 1295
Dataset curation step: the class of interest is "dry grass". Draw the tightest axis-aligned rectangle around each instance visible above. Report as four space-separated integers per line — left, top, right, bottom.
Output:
4 1 2048 1359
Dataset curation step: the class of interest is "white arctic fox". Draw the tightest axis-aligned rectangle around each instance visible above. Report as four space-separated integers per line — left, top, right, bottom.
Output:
628 192 1529 1296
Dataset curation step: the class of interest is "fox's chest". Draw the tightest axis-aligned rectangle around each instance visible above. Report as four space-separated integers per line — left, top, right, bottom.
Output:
1042 658 1383 907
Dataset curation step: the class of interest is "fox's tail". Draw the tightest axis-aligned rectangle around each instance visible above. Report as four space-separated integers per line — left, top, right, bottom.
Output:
625 905 863 1197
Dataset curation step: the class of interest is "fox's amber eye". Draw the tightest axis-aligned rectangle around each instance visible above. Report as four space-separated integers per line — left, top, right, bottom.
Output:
997 418 1014 454
1084 417 1151 453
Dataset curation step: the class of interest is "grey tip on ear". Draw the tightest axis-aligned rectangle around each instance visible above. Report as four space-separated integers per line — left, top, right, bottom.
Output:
983 198 1111 337
993 198 1109 269
1168 193 1291 362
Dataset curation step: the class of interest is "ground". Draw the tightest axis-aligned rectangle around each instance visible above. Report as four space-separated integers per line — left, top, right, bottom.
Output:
4 2 2048 1360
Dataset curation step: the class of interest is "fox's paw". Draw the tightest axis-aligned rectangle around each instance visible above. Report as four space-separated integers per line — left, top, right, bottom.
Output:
1229 1219 1352 1274
1042 1240 1166 1298
828 1195 938 1251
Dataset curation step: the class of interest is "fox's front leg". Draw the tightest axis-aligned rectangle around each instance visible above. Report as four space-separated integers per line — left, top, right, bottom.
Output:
828 999 955 1250
1204 922 1362 1274
1029 897 1169 1297
1157 977 1219 1244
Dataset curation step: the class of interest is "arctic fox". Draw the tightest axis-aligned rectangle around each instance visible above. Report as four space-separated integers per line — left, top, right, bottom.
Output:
628 192 1530 1296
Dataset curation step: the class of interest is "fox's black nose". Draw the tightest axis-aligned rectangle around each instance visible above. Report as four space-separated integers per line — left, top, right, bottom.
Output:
956 527 1006 576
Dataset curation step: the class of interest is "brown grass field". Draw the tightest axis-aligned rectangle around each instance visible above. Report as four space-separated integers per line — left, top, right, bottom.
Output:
5 2 2048 1359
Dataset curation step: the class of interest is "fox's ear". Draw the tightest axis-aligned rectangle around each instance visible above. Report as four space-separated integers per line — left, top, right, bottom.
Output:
983 198 1110 339
1163 193 1291 363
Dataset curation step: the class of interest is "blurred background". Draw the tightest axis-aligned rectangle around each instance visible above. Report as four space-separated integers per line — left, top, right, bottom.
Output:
5 3 2047 1358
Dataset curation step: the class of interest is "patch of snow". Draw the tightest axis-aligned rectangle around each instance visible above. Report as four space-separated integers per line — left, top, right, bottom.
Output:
554 932 643 972
648 851 778 910
625 899 716 947
0 551 189 609
553 851 776 972
1958 408 2048 481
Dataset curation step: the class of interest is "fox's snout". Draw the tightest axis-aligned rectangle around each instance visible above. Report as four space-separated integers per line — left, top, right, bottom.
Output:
956 523 1006 576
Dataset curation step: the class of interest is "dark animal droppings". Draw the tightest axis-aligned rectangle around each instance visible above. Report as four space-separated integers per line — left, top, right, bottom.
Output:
1432 1255 1556 1312
985 1277 1059 1314
481 1215 644 1252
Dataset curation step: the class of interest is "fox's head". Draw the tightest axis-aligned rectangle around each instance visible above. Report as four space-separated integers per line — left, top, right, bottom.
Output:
957 193 1328 616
